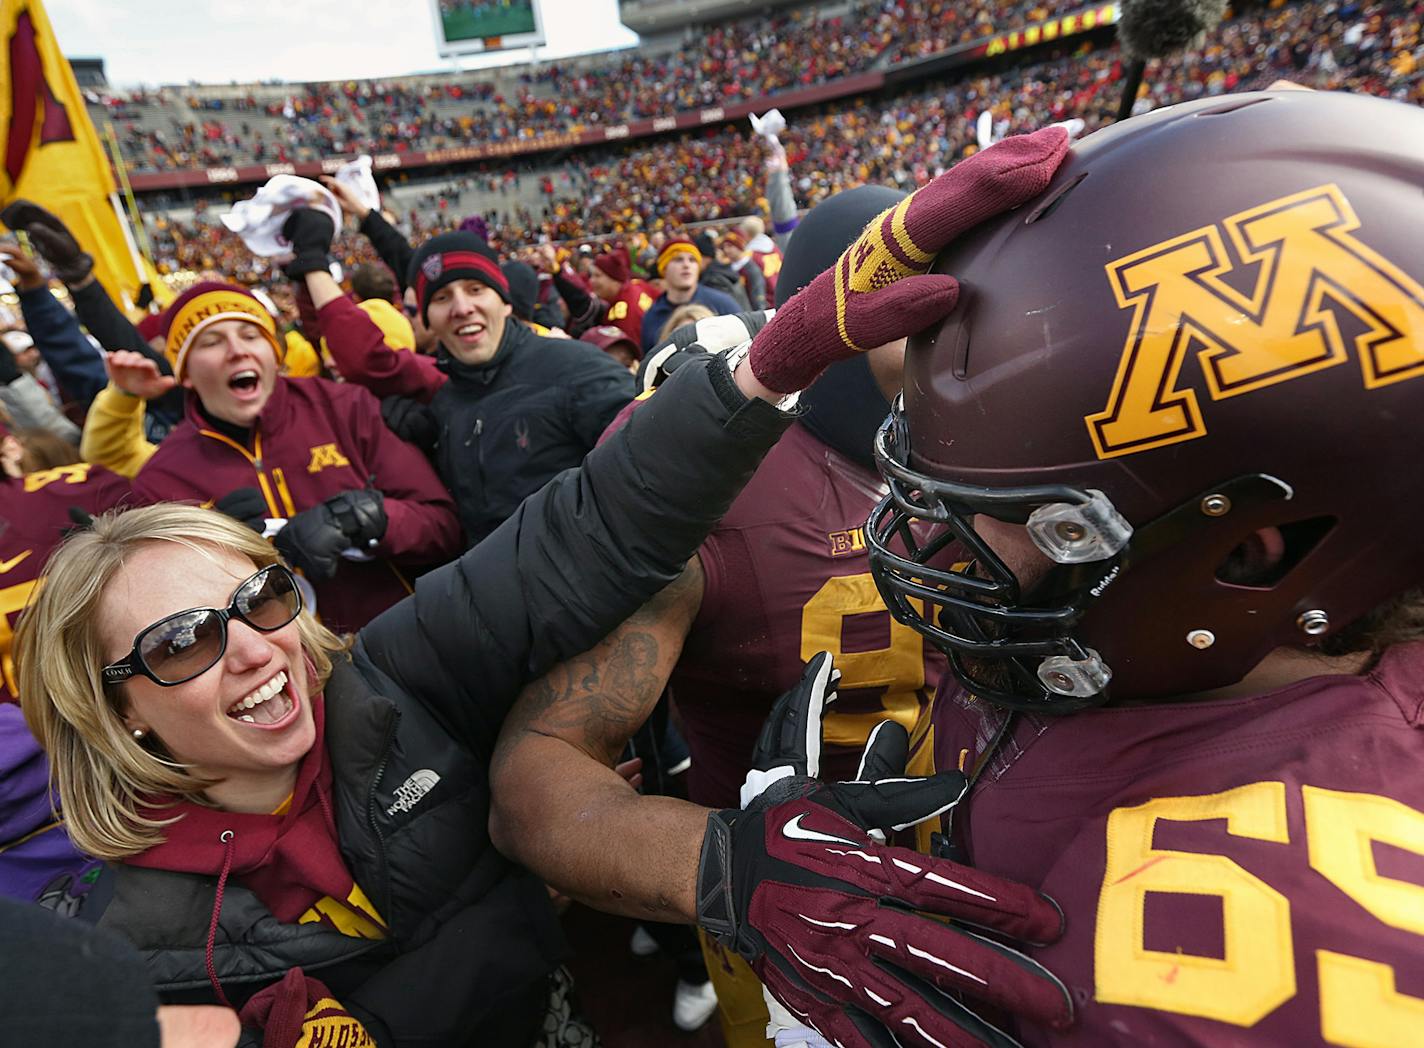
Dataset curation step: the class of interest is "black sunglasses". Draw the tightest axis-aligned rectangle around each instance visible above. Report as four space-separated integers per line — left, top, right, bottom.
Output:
102 565 303 687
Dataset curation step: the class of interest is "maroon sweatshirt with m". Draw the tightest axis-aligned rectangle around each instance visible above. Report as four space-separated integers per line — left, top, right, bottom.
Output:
133 375 460 634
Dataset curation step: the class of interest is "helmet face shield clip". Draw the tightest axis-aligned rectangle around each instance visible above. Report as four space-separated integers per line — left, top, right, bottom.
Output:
1027 492 1132 564
868 406 1117 713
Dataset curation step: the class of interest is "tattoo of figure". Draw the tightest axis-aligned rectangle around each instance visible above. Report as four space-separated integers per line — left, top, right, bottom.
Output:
495 559 704 768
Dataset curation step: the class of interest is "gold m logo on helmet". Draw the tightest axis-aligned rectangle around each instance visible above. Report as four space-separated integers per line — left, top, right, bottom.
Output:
1086 184 1424 459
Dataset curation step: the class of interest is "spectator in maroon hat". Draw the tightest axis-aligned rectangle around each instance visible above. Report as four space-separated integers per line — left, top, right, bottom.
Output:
525 243 657 346
579 324 641 372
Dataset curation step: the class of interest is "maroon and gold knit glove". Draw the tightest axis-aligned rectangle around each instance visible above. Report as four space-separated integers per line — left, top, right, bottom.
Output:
238 967 375 1048
749 127 1070 393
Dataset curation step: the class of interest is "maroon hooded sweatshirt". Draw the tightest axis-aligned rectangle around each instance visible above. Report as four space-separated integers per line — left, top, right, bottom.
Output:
132 375 460 634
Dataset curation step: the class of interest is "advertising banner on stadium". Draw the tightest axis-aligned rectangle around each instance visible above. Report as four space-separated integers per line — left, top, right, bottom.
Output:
430 0 547 57
0 0 147 306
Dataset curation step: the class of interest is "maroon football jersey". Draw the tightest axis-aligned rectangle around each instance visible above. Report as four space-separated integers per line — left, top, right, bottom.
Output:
925 642 1424 1046
673 422 947 810
0 463 131 702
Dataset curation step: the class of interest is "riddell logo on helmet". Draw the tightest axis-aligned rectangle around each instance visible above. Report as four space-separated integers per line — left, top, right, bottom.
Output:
1086 183 1424 460
1089 566 1120 598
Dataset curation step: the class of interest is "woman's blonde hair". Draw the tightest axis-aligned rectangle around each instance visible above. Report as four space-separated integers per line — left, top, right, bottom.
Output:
657 303 715 347
16 503 346 860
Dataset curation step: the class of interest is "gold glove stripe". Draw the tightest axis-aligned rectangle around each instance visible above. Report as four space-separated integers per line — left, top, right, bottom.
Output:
841 198 935 299
834 250 860 353
890 193 935 270
834 195 936 353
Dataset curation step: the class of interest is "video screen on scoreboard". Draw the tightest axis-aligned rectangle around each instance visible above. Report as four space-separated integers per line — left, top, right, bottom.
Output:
431 0 546 56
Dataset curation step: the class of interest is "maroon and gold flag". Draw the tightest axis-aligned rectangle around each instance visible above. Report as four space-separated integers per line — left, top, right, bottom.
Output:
0 0 143 305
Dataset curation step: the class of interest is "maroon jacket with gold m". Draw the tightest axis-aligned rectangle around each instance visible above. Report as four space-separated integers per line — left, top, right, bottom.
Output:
133 376 461 634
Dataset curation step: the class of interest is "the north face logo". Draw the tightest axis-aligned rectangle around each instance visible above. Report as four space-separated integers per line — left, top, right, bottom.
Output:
421 255 443 281
386 769 441 816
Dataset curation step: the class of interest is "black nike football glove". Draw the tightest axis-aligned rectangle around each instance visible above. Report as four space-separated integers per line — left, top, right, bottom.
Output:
697 652 1073 1048
280 209 336 280
274 489 386 581
0 201 93 285
213 487 268 535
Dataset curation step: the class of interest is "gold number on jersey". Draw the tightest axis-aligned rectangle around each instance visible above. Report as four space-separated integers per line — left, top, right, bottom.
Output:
799 572 926 747
1096 782 1424 1043
21 463 92 492
1095 782 1295 1024
1304 787 1424 1047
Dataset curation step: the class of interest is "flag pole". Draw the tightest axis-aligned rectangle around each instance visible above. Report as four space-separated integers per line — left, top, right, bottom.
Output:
101 119 154 308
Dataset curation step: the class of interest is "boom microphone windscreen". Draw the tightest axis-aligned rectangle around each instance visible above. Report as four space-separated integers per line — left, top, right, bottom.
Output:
1116 0 1228 59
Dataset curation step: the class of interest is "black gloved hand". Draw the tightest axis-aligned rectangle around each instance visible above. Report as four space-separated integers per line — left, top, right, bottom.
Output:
62 505 96 538
274 489 387 580
214 487 268 534
0 201 93 285
698 652 1073 1048
380 395 438 454
0 341 19 385
280 209 336 280
748 650 842 782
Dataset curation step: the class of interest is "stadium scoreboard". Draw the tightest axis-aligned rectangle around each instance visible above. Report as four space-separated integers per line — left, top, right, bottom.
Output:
429 0 546 57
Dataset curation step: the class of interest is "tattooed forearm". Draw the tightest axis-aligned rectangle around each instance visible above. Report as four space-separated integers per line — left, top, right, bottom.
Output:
495 558 705 768
489 559 710 918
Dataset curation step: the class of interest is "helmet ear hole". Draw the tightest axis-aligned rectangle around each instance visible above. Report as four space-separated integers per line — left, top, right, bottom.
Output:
1214 516 1337 589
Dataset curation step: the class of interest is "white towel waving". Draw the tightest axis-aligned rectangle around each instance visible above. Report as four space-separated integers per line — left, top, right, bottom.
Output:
335 155 381 214
220 175 342 259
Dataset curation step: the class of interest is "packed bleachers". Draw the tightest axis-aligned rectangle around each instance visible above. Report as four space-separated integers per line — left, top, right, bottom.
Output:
91 0 1110 173
134 0 1421 282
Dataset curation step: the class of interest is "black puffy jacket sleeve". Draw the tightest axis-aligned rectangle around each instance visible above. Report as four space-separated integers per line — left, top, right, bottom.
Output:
68 279 187 425
354 352 793 753
357 210 416 292
69 279 156 360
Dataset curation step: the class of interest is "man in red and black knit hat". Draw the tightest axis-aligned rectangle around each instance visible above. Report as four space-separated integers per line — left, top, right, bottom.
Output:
132 280 462 634
302 218 636 544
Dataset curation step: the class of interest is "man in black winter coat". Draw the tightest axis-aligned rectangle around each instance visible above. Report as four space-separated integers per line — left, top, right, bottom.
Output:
289 212 636 546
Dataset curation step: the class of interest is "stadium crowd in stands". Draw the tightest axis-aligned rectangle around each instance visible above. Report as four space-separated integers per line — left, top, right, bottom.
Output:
135 0 1420 286
86 0 1130 173
5 1 1423 1044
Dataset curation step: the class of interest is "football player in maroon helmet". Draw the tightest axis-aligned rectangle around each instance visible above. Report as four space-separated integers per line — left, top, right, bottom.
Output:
868 89 1424 1045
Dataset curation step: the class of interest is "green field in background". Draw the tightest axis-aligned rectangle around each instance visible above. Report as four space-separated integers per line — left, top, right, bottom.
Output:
441 3 538 42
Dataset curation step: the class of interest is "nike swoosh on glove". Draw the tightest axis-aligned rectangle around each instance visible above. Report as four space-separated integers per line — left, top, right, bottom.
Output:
747 127 1070 393
699 652 1073 1048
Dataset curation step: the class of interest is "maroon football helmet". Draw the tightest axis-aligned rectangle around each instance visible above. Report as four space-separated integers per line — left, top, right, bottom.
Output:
868 90 1424 711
